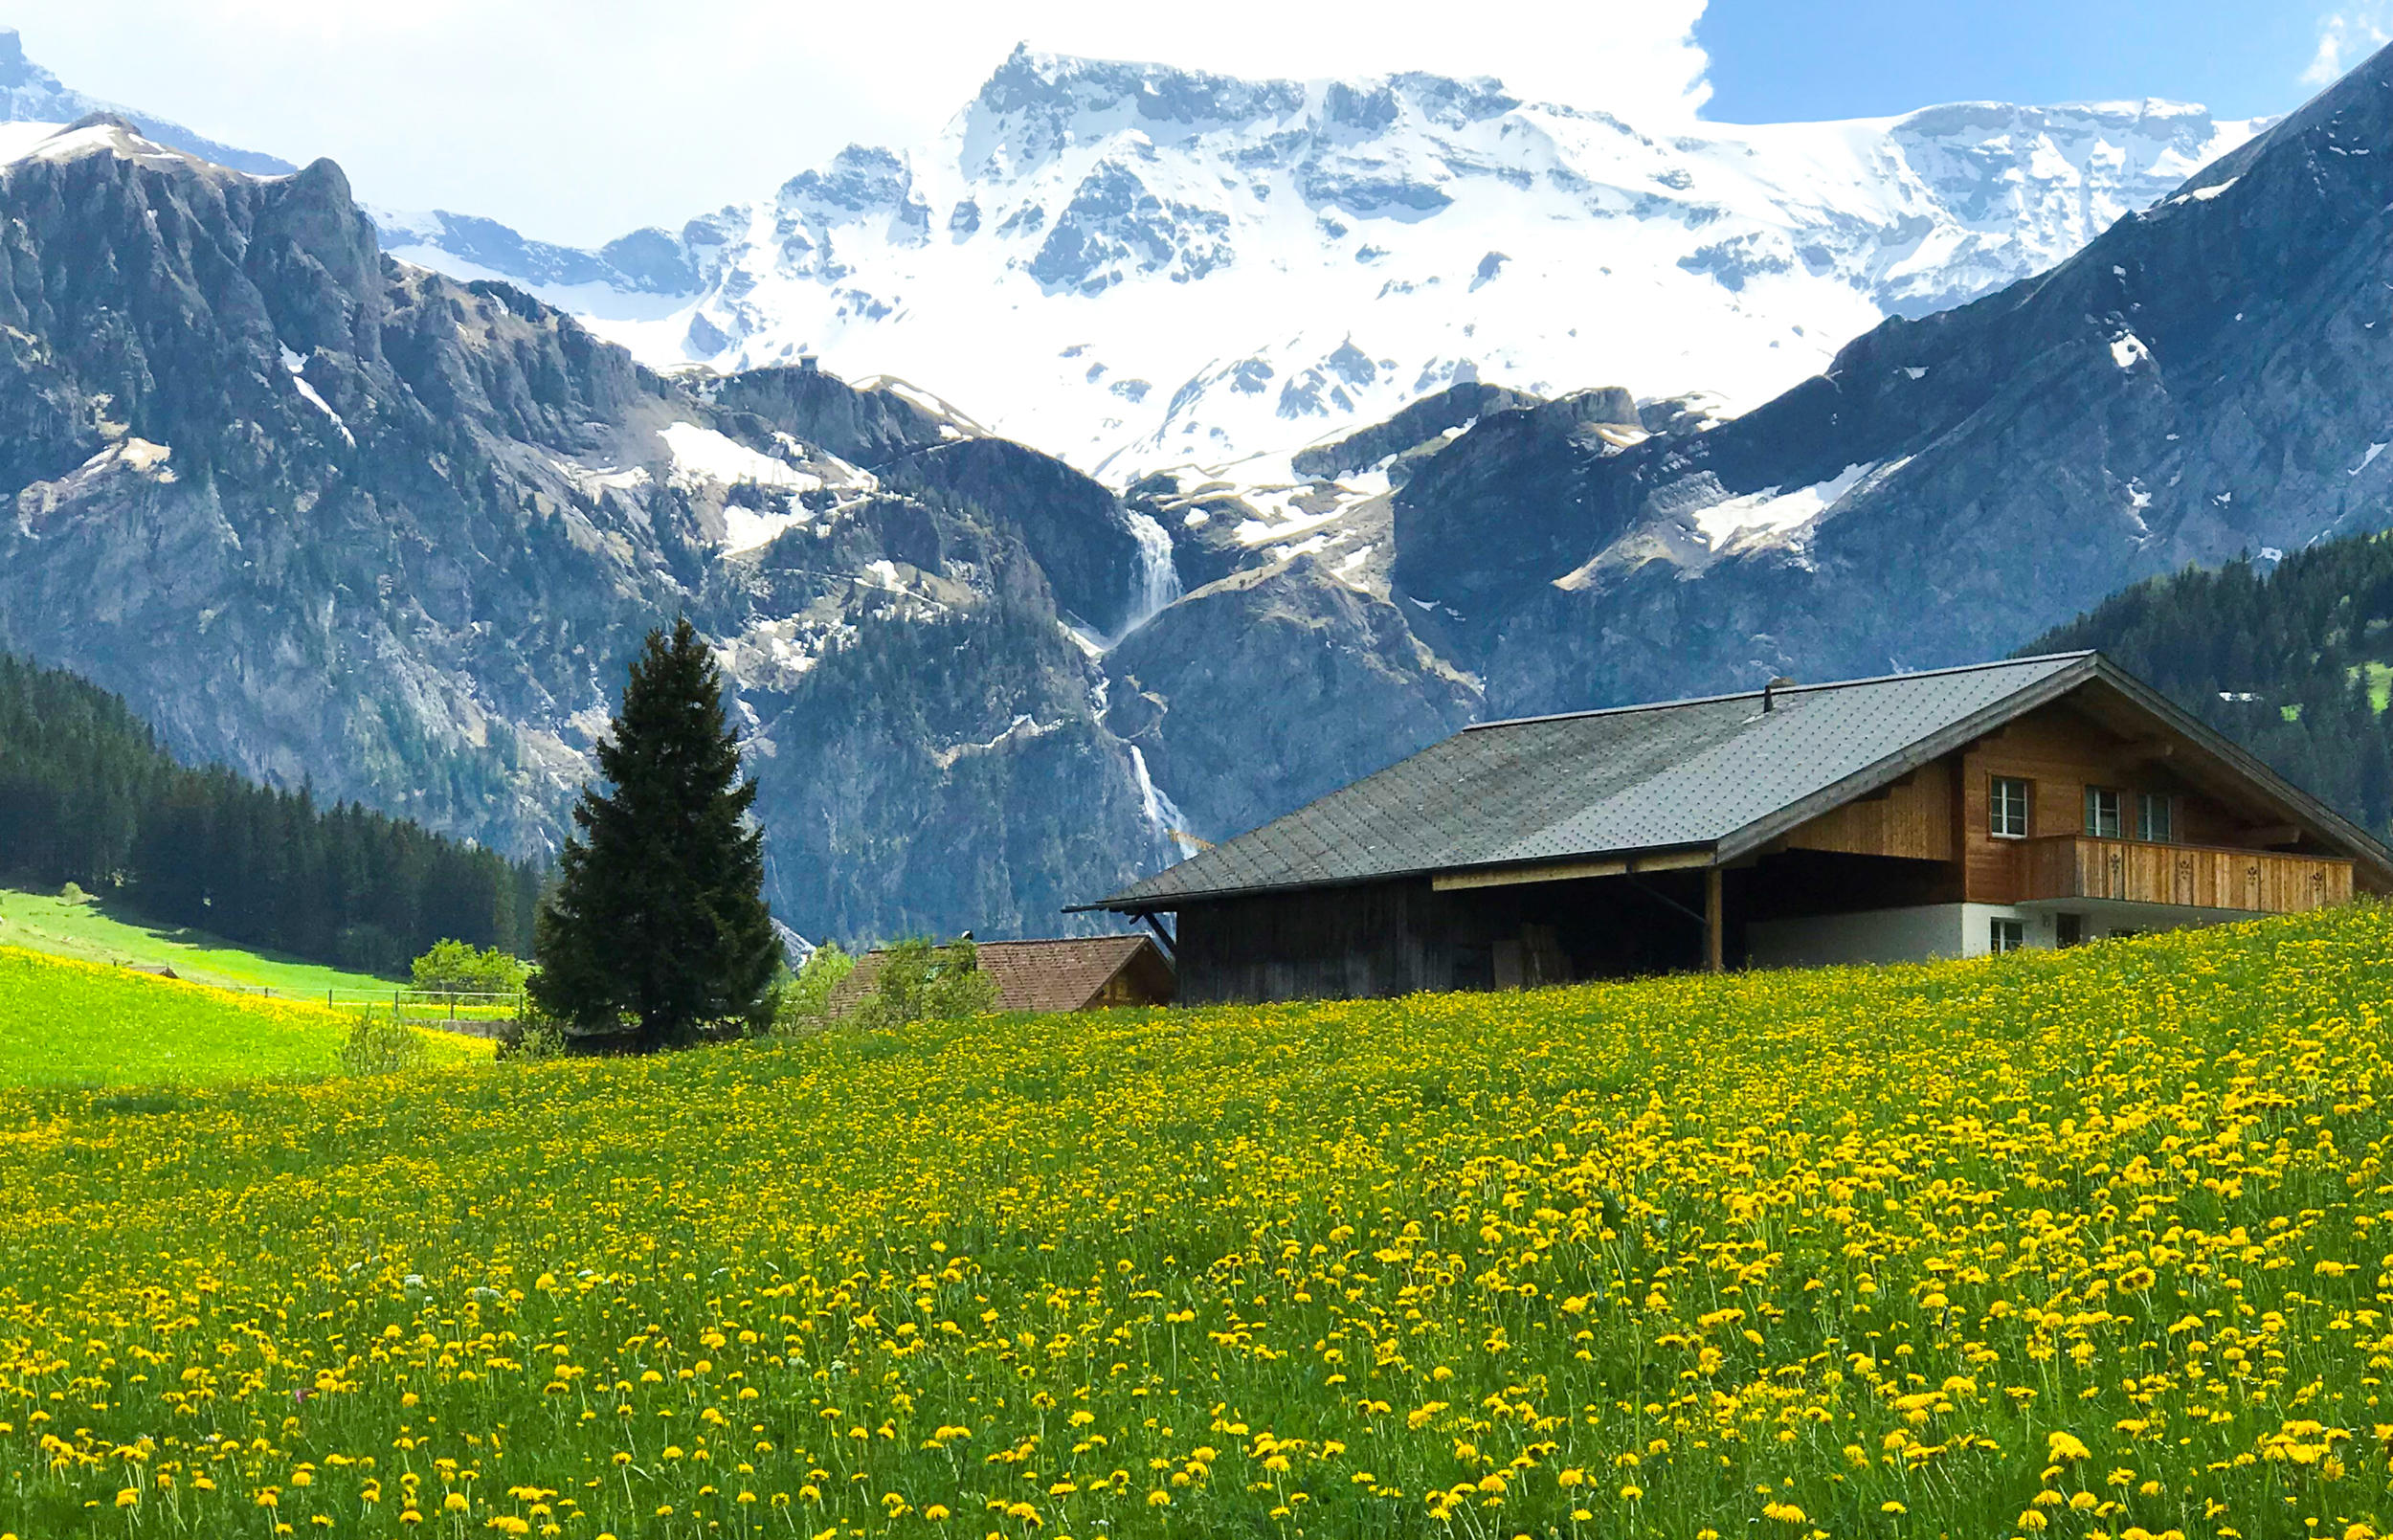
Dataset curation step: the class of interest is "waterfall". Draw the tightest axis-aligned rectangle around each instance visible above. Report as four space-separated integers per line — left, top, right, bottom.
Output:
1112 510 1182 643
1129 746 1200 861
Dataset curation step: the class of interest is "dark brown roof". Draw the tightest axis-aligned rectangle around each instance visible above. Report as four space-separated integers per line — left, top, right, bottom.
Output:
831 935 1173 1016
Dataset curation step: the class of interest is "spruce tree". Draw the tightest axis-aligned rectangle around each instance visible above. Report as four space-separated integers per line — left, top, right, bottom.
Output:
531 618 779 1048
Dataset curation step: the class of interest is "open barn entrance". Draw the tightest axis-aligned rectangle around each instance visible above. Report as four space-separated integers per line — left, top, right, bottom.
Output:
1445 850 1957 984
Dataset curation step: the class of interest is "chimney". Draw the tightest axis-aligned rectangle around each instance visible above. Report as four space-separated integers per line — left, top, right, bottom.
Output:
1763 676 1797 712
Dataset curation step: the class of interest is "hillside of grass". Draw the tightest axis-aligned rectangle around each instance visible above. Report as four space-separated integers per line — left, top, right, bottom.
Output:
0 946 493 1087
0 885 406 996
3 906 2388 1537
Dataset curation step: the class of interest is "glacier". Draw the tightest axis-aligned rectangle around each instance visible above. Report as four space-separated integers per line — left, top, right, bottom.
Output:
374 46 2259 483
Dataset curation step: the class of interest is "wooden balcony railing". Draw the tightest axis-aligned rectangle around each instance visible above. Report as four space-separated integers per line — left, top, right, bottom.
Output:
2024 836 2353 914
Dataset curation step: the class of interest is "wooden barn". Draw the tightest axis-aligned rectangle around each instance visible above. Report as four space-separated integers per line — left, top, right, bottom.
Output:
831 935 1175 1016
1073 653 2393 1005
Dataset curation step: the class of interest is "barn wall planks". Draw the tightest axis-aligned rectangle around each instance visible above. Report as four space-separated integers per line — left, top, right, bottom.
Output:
1176 881 1461 1006
1784 760 1956 860
1174 872 1718 1004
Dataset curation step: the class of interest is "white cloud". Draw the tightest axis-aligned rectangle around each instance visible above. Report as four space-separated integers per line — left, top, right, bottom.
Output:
17 0 1710 247
2304 5 2393 87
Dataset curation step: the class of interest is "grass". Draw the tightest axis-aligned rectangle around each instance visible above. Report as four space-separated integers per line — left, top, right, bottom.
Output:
2363 660 2393 714
1 905 2389 1537
0 945 492 1087
0 883 404 997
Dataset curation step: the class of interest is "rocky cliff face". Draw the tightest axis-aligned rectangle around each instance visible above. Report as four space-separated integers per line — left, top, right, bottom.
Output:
0 119 1176 941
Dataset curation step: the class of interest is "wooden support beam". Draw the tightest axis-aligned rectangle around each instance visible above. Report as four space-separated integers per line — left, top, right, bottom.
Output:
1436 857 1623 892
1705 867 1724 974
1433 848 1712 893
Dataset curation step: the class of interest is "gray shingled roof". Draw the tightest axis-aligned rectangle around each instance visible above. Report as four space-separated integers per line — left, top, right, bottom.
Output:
1086 654 2106 910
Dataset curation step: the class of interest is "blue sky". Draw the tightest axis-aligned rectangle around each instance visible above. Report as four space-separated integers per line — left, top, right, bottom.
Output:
1701 0 2363 123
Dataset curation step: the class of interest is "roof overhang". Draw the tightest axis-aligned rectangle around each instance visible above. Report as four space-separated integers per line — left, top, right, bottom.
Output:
2058 660 2393 892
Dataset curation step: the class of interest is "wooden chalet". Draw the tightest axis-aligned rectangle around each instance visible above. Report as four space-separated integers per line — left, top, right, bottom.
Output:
1074 654 2393 1005
830 935 1175 1016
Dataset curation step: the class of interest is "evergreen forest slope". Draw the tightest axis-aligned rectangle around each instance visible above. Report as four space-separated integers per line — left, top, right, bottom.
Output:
0 653 541 972
2032 530 2393 836
1 906 2386 1535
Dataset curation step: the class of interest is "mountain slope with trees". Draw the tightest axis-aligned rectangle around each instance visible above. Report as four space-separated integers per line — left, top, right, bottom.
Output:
0 652 540 972
2031 532 2393 837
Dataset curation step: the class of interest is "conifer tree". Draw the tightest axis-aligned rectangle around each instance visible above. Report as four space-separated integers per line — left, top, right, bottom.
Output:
531 617 779 1048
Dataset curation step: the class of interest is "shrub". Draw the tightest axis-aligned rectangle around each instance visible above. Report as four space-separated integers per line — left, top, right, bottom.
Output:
336 1009 429 1077
774 942 856 1035
57 881 89 904
497 1018 569 1062
851 937 999 1029
411 938 529 1003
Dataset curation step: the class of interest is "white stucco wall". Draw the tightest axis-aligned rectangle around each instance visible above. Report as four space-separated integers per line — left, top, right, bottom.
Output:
1746 899 2257 970
1748 903 2060 969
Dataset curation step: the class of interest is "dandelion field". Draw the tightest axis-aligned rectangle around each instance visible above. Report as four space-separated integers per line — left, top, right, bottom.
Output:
5 909 2393 1540
0 948 489 1087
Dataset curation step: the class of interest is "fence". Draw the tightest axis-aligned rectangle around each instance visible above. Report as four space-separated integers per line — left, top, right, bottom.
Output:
270 987 529 1038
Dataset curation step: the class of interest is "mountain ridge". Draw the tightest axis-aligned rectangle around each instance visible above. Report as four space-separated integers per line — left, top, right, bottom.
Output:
371 44 2261 480
1376 38 2393 720
0 117 1182 942
0 29 293 177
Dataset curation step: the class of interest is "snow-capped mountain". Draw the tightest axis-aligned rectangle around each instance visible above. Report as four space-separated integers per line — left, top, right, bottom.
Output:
1375 35 2393 721
0 27 292 176
377 46 2260 480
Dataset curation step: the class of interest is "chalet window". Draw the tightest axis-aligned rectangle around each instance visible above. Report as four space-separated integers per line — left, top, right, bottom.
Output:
1989 918 2026 953
2085 786 2124 839
1989 776 2030 838
2056 913 2083 948
2136 792 2175 843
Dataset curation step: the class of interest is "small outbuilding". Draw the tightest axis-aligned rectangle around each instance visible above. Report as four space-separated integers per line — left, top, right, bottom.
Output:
1073 653 2393 1004
833 934 1176 1016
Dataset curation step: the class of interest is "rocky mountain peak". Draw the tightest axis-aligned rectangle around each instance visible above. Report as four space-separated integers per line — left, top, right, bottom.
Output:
969 44 1308 142
255 159 388 352
63 108 139 133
